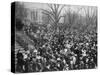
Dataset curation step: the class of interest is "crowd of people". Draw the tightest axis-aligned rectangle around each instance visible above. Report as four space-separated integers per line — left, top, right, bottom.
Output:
15 25 97 73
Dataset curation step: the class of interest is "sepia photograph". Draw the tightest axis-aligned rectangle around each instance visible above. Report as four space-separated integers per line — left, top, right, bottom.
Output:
12 1 97 73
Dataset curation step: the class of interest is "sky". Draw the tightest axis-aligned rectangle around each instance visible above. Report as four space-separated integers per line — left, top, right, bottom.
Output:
18 2 97 17
22 2 83 12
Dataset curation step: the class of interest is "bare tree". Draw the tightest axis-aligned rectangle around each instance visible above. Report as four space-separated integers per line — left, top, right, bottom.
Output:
83 6 97 25
82 6 97 32
42 4 65 32
63 6 82 31
15 2 28 21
